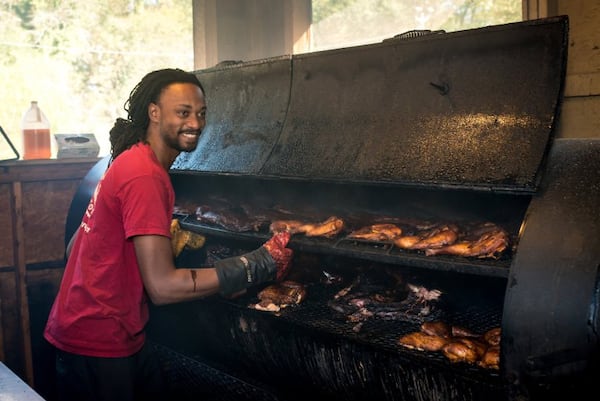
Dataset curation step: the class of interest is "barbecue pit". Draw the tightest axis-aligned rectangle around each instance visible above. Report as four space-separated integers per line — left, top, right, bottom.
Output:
66 15 599 401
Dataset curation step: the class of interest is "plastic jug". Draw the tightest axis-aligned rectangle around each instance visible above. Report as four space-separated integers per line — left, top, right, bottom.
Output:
22 100 51 160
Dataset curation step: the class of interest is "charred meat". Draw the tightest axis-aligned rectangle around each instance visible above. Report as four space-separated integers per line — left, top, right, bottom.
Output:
326 267 439 331
451 325 479 338
329 268 445 332
250 280 307 312
195 204 267 232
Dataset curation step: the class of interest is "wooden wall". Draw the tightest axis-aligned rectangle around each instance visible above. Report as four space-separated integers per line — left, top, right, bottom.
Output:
553 0 600 139
525 0 600 139
0 159 98 396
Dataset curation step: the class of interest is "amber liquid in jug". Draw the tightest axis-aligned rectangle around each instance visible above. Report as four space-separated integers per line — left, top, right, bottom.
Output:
22 100 51 160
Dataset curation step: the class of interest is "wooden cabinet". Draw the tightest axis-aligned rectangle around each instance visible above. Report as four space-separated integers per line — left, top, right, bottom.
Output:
0 159 98 393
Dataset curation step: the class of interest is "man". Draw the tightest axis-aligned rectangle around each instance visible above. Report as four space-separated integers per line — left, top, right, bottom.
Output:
44 68 293 401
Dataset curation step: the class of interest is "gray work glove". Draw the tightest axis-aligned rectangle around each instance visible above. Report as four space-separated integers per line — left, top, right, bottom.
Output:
215 232 293 297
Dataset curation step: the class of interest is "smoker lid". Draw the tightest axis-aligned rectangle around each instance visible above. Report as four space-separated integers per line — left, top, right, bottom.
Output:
173 56 293 174
173 16 568 193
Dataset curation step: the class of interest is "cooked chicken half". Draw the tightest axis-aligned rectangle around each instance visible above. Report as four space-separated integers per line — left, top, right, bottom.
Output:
425 224 509 259
442 338 487 364
269 220 308 234
398 332 449 352
478 345 500 370
270 216 344 238
347 223 403 242
251 280 307 312
303 216 345 238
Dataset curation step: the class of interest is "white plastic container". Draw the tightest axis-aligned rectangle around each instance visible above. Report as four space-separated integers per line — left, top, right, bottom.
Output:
22 101 51 160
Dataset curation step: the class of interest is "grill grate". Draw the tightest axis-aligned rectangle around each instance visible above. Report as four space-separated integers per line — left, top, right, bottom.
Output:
222 270 504 356
157 231 508 400
178 215 513 279
148 258 506 401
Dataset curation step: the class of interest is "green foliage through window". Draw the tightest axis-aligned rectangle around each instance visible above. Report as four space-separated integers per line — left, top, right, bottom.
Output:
0 0 521 160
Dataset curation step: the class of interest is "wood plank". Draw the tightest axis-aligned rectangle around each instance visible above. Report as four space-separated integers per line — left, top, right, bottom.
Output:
0 183 13 268
0 159 98 388
22 180 79 263
12 181 34 386
556 96 600 139
564 72 600 97
559 0 600 82
0 158 98 184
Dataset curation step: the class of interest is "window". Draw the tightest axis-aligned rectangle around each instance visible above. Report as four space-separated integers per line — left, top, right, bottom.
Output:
0 0 193 160
310 0 522 52
0 0 521 160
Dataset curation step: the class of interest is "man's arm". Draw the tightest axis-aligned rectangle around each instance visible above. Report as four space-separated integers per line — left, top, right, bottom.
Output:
133 234 221 305
134 231 293 305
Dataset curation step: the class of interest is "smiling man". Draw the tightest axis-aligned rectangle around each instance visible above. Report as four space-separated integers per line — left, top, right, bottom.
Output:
44 68 293 401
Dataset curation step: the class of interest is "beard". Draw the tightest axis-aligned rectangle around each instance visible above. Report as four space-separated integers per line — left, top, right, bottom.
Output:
165 129 200 153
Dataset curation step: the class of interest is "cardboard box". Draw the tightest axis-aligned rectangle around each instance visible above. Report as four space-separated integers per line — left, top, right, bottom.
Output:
55 133 100 158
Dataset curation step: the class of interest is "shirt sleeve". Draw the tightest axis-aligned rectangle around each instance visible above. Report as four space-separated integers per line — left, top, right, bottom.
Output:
120 174 173 239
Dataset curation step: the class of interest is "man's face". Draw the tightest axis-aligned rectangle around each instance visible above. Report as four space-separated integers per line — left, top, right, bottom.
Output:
153 82 207 153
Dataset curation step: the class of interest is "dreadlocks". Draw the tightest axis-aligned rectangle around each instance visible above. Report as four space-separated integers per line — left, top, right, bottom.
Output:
109 68 205 160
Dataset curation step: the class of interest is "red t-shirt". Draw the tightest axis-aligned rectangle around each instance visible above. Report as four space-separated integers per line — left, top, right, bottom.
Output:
44 143 174 357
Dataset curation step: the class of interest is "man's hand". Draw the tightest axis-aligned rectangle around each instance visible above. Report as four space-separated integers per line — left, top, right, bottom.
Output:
263 231 293 281
214 231 293 297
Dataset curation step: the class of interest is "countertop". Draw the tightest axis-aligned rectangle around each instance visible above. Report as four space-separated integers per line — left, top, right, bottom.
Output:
0 362 44 400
